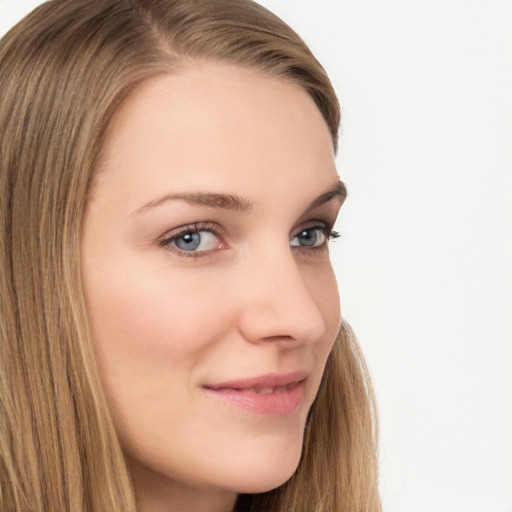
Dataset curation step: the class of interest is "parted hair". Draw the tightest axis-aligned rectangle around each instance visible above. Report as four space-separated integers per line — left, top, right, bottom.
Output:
0 1 380 510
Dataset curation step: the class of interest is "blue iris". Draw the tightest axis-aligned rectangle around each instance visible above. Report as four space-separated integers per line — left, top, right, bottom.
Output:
174 232 202 251
296 229 318 247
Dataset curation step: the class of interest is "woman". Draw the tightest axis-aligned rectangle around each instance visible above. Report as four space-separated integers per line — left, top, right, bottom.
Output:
0 1 380 511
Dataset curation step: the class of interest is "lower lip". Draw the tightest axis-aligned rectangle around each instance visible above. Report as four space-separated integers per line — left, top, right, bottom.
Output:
203 382 305 416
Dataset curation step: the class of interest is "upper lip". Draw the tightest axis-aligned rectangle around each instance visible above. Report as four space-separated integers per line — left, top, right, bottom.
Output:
204 370 308 391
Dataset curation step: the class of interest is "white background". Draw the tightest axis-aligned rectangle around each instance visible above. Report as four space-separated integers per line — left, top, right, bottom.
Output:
1 1 511 511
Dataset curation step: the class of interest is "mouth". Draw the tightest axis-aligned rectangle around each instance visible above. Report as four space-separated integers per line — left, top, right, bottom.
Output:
212 380 302 395
202 371 307 416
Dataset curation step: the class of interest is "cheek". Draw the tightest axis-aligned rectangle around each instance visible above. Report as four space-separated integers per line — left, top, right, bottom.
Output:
82 247 341 492
83 259 231 398
303 260 341 335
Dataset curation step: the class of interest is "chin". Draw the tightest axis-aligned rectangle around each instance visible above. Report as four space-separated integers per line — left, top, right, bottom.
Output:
233 474 296 495
221 448 302 495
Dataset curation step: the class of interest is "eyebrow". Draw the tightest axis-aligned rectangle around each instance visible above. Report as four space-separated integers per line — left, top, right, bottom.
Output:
133 180 347 215
134 191 252 214
306 180 347 211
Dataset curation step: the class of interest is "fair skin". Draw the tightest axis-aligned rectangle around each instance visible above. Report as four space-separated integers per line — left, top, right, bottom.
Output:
82 62 344 512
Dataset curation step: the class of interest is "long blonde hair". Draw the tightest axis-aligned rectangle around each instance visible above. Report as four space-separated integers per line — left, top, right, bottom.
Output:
0 1 380 510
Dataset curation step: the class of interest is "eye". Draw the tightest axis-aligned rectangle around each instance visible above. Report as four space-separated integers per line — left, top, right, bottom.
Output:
290 225 338 249
172 231 219 251
159 222 225 256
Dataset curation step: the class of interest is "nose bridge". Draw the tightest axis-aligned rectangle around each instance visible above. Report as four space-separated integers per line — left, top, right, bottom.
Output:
237 245 326 345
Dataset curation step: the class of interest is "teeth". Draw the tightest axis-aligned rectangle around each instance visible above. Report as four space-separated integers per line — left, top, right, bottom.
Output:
212 383 300 394
216 388 235 393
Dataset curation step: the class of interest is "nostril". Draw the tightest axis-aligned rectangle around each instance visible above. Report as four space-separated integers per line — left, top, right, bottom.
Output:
237 298 325 346
235 253 328 345
260 334 296 343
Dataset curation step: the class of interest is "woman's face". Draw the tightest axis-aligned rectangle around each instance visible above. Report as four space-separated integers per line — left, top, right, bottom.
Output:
82 63 343 507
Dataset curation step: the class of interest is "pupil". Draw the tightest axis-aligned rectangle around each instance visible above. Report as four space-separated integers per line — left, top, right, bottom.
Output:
176 232 201 250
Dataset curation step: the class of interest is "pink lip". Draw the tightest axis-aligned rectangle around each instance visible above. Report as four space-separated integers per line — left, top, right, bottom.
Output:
203 371 308 416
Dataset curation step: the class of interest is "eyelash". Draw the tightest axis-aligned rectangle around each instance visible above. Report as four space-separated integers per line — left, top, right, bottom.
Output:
291 225 340 254
158 221 340 259
158 222 224 258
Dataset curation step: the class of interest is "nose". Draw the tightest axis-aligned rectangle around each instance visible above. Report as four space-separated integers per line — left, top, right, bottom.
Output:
236 249 326 346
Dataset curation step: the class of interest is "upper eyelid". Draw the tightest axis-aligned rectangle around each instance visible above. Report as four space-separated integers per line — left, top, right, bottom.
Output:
159 222 224 241
292 218 334 234
160 219 332 240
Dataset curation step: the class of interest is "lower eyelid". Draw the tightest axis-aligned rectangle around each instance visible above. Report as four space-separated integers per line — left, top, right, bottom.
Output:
158 223 336 259
157 221 233 261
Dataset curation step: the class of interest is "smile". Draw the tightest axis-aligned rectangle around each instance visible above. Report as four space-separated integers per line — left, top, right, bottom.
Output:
214 381 301 395
203 371 307 416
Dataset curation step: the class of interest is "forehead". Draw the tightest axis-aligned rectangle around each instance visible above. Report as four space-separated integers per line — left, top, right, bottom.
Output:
94 62 337 208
